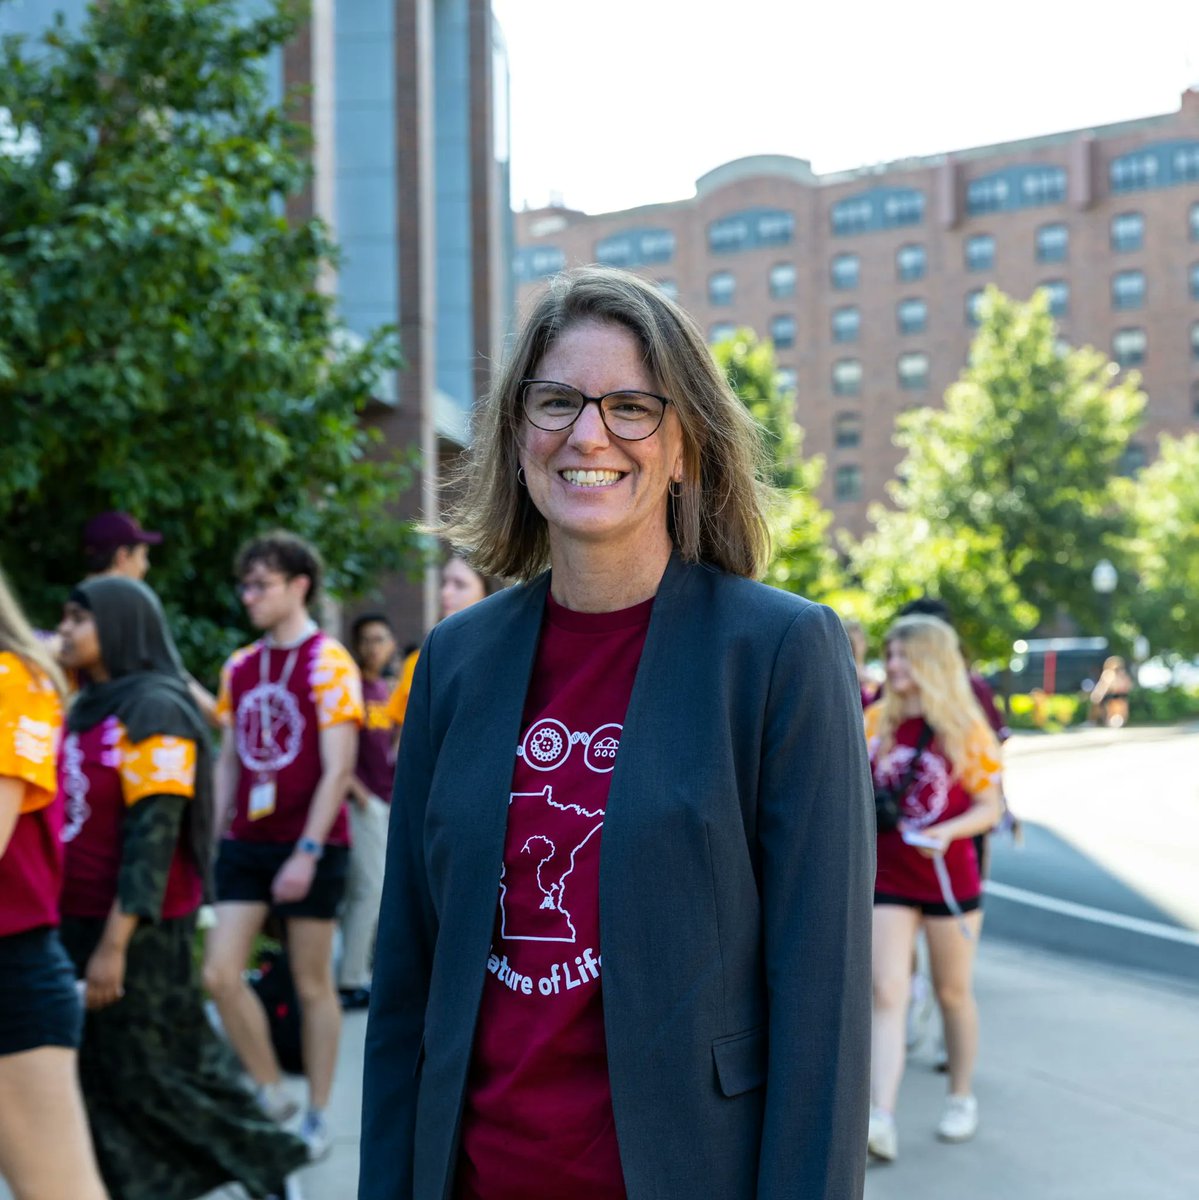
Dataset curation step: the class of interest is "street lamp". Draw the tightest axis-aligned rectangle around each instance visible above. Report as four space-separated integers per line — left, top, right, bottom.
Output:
1091 558 1118 653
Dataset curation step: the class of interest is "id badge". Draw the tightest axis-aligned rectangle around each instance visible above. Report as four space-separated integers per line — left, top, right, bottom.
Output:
248 778 277 821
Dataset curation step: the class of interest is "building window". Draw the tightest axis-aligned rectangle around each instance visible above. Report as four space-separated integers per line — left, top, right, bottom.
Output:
897 297 927 335
830 187 924 236
595 235 634 267
1112 327 1146 368
513 245 566 282
638 229 676 264
965 234 994 272
657 279 678 301
756 211 795 245
831 196 873 236
832 306 860 343
769 262 796 300
832 359 862 396
1192 203 1199 242
1111 151 1159 193
967 165 1066 214
966 288 986 327
898 352 930 390
834 464 863 503
708 322 736 345
770 315 797 350
1111 212 1144 253
1022 166 1068 205
1036 223 1068 264
1039 279 1069 318
1112 270 1146 311
831 253 860 290
966 175 1009 215
708 271 735 306
776 367 797 394
1191 263 1199 302
1119 441 1149 475
896 244 926 282
708 216 750 253
835 411 862 449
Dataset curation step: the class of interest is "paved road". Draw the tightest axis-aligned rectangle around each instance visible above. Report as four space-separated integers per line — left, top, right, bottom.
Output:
988 724 1199 984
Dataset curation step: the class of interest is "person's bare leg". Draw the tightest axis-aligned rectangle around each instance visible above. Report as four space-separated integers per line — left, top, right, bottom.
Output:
201 901 280 1086
870 904 922 1113
926 910 984 1096
0 1046 108 1200
288 918 340 1112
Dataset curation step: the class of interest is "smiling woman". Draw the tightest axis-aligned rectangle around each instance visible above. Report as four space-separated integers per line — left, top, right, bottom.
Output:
361 266 875 1200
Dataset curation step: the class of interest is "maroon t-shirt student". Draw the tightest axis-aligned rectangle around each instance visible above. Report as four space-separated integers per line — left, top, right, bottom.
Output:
455 594 653 1200
355 676 396 801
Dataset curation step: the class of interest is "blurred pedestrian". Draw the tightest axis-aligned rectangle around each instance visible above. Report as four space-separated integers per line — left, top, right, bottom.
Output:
80 510 220 726
55 577 306 1200
203 532 362 1162
338 612 400 1010
382 556 494 743
0 568 108 1200
361 266 874 1200
865 614 1003 1160
842 616 878 707
1089 655 1133 728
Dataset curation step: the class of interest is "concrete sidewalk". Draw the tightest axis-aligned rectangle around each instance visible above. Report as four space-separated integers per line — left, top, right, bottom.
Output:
865 938 1199 1200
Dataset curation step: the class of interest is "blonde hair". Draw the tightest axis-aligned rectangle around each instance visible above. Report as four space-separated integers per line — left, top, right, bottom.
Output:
0 567 67 698
440 266 774 580
875 615 994 779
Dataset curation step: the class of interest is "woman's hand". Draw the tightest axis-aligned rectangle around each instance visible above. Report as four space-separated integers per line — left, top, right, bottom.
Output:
85 943 127 1010
271 852 317 904
913 826 950 858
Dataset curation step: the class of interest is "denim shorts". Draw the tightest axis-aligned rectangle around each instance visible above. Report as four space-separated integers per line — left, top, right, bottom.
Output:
0 926 83 1055
214 839 349 920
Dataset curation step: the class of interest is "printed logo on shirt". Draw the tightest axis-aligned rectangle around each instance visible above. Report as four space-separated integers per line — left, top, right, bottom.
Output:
517 719 623 775
499 785 604 943
876 744 950 828
235 684 306 773
60 732 91 843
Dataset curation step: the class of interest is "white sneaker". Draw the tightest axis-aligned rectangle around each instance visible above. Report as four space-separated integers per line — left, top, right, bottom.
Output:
937 1093 979 1142
256 1082 299 1124
299 1111 332 1162
867 1106 898 1161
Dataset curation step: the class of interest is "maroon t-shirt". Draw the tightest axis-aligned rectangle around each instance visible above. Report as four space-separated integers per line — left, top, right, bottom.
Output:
58 716 203 920
355 676 396 801
455 594 653 1200
216 630 363 846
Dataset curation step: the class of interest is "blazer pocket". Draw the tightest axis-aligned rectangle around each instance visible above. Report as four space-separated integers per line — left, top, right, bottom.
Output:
712 1025 768 1098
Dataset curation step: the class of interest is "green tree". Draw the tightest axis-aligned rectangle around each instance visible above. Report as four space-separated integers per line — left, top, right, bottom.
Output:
0 0 413 681
1115 433 1199 658
711 329 843 599
850 288 1144 661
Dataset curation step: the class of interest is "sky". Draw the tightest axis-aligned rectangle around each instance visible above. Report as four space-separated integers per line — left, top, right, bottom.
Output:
491 0 1199 215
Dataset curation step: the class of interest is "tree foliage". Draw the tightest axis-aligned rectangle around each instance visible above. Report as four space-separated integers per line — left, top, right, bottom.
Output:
0 0 414 681
711 329 843 599
850 288 1144 661
1114 433 1199 658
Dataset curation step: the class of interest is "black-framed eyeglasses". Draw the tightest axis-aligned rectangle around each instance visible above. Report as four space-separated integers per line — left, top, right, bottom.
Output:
520 379 671 441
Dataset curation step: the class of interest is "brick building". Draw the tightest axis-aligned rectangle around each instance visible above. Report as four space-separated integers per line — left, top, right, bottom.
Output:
514 90 1199 534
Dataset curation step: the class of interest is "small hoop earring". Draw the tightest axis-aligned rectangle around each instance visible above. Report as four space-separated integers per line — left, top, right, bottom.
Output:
517 467 527 487
668 479 682 498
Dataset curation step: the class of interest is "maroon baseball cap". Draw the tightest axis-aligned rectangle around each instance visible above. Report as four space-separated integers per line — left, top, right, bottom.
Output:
83 511 163 550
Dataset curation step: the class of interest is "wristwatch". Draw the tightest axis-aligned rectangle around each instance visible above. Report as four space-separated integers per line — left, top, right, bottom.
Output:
296 836 324 860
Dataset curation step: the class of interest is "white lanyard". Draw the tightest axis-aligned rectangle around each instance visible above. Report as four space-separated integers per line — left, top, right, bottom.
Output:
258 643 301 751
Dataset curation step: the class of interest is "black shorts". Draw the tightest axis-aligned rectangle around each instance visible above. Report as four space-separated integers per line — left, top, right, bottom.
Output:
0 927 83 1056
214 839 349 920
874 892 982 918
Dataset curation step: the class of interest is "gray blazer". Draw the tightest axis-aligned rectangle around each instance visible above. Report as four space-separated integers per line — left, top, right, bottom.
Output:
360 555 875 1200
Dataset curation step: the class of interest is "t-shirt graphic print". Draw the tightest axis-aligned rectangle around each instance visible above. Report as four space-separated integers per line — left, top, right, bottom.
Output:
456 593 654 1200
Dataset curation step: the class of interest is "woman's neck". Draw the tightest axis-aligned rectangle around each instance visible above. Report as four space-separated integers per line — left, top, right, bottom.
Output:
898 692 923 719
546 533 672 613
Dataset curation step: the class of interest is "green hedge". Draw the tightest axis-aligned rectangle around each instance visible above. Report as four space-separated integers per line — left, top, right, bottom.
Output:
1129 686 1199 724
1002 686 1199 731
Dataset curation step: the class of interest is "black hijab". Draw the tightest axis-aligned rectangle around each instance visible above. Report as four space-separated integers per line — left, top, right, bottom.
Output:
67 577 215 901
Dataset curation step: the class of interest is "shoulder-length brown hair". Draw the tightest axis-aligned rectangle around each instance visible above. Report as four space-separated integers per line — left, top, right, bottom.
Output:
440 266 774 581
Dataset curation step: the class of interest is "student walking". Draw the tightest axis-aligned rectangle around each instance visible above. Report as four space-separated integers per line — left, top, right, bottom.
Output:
55 576 306 1200
865 614 1002 1161
0 567 107 1200
203 532 363 1161
338 612 400 1010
